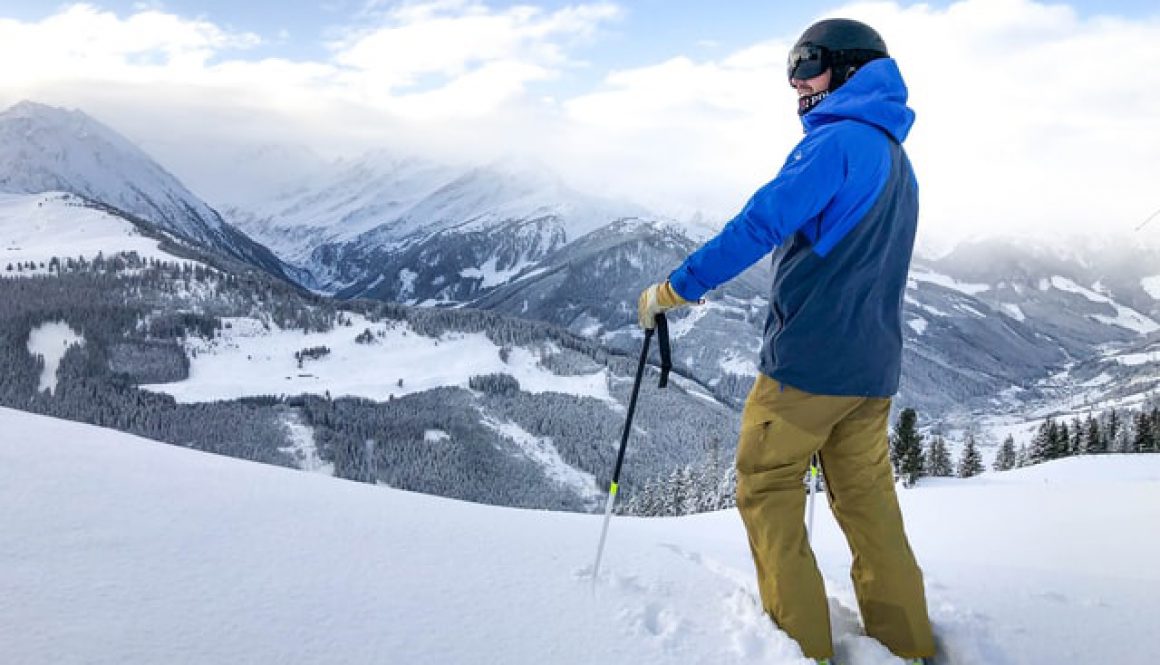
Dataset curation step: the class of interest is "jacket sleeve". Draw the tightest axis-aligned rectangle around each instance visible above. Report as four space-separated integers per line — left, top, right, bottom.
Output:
668 130 846 301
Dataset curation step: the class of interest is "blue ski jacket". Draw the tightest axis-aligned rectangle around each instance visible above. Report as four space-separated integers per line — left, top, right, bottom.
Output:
668 58 918 397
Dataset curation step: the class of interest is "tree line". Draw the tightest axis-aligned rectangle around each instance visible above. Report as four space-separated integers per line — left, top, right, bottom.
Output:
891 401 1159 487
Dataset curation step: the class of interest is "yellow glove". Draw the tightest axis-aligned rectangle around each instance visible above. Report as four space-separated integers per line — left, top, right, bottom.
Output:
637 280 693 330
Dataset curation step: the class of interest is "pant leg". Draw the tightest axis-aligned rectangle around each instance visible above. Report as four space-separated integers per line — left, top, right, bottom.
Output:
818 397 936 659
735 375 862 659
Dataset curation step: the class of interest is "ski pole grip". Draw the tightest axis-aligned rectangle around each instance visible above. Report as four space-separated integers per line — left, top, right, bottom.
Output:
654 312 672 389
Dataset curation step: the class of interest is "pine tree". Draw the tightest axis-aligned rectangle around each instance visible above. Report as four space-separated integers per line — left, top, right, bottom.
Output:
1084 415 1103 454
958 434 984 478
1029 419 1053 465
890 408 925 486
1069 416 1083 456
1133 410 1154 453
925 435 953 477
1057 422 1071 459
1106 408 1121 452
1016 443 1030 467
993 435 1017 471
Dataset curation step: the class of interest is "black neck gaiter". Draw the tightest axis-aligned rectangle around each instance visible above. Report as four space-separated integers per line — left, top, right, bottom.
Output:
797 90 830 116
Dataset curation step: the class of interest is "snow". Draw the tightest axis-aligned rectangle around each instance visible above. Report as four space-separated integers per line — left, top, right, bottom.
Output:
1113 351 1160 367
0 192 193 273
397 268 417 300
3 407 1159 664
719 351 759 376
953 303 987 318
481 415 602 505
1142 275 1160 300
1049 276 1159 334
25 320 85 394
461 256 537 290
907 318 928 335
907 270 991 295
998 303 1025 322
0 102 223 243
277 409 332 475
424 429 451 443
231 152 645 285
665 302 721 339
140 314 615 405
904 295 951 318
1079 372 1115 387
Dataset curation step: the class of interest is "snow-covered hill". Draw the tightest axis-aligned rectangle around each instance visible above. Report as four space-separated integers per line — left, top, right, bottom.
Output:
2 407 1158 664
0 101 292 281
139 312 616 405
1 191 197 274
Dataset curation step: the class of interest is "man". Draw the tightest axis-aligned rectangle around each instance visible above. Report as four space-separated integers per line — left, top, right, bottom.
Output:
637 18 936 665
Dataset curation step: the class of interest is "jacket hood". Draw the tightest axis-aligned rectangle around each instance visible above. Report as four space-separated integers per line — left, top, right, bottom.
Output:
802 58 915 142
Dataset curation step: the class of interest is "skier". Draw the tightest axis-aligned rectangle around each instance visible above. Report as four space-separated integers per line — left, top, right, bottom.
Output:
637 18 935 665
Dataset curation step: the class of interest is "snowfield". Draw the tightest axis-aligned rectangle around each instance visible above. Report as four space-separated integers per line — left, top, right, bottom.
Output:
140 314 614 405
2 407 1158 665
0 192 193 274
26 320 85 394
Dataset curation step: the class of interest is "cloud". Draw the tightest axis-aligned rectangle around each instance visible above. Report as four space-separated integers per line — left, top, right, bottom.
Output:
1 0 1158 247
325 0 622 117
561 0 1160 244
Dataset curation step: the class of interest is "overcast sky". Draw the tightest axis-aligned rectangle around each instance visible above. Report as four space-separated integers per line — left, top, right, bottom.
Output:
2 0 1158 249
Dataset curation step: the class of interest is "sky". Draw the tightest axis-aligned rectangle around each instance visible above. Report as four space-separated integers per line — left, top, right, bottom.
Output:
2 0 1159 248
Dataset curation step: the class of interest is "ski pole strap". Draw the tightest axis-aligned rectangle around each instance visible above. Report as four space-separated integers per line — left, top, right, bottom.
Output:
654 312 672 388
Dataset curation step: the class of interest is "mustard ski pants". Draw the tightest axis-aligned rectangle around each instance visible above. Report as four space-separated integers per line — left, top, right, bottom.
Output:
735 375 935 660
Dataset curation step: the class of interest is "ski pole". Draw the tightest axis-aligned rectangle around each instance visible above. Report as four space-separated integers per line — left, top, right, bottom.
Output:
806 453 820 544
591 313 671 589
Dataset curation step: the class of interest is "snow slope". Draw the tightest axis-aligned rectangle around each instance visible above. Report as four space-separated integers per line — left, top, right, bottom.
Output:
140 314 613 404
1 192 194 273
0 102 223 243
3 407 1158 664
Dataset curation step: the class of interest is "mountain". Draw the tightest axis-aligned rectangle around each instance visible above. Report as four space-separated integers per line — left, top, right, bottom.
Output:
0 101 293 281
908 238 1160 420
227 152 654 295
5 406 1159 664
224 145 1160 420
0 199 738 511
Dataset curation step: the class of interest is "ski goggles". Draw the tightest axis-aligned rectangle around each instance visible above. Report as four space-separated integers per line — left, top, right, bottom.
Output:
787 44 830 82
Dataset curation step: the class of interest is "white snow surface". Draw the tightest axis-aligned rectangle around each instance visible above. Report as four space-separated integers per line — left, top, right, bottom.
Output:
25 320 85 394
998 303 1026 322
140 315 613 405
906 318 928 335
1049 276 1160 334
460 256 536 290
1141 275 1160 300
907 270 991 295
3 408 1159 664
0 192 193 272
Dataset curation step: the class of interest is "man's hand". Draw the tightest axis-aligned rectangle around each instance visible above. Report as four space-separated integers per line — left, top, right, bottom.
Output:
637 281 695 330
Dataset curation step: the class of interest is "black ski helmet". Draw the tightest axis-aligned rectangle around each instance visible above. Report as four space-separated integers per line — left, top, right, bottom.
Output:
788 18 889 90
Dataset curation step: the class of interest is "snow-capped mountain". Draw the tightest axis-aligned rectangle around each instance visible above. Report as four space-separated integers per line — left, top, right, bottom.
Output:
0 101 292 280
224 141 1160 421
227 152 653 294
